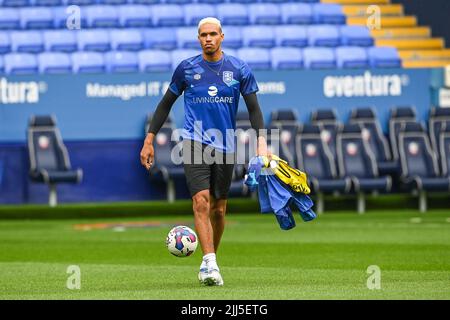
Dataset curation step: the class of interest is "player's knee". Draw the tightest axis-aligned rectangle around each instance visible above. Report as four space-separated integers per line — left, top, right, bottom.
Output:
192 191 210 215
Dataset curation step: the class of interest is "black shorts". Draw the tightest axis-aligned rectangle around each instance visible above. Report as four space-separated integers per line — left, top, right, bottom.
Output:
183 139 235 199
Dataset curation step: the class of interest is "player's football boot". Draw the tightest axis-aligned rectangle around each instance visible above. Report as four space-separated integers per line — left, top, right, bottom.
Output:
202 269 224 286
198 267 209 284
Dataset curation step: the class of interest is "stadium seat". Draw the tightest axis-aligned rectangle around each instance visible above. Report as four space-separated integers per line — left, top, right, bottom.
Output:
118 5 152 28
53 6 87 29
0 8 20 30
171 49 200 69
337 124 392 213
43 30 77 52
311 108 341 162
63 0 96 5
428 107 450 157
221 26 243 49
145 113 184 202
0 55 4 73
27 115 83 207
11 31 44 53
340 26 374 47
0 32 11 54
38 52 72 74
143 28 177 50
129 0 159 4
138 49 171 72
4 53 38 74
312 4 346 25
248 3 281 25
237 47 271 70
71 52 105 73
307 25 340 47
389 106 417 161
216 4 248 26
184 4 216 26
268 109 300 165
110 29 144 51
398 122 450 212
368 47 402 68
271 47 303 70
85 5 120 28
165 0 191 4
176 27 200 49
197 0 224 3
77 30 110 52
303 47 336 69
349 107 397 175
2 0 29 7
274 26 308 47
20 7 54 29
280 3 313 25
296 124 351 213
152 4 184 27
439 123 450 179
242 26 275 48
34 0 63 5
104 51 139 73
335 46 369 69
98 0 128 4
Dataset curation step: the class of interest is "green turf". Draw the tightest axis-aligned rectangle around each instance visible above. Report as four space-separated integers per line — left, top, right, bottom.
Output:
0 210 449 299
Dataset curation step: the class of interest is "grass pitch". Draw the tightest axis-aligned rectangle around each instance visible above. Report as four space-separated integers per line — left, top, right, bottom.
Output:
0 208 449 300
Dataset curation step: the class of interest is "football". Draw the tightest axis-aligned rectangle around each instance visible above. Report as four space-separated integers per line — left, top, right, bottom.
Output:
166 226 198 257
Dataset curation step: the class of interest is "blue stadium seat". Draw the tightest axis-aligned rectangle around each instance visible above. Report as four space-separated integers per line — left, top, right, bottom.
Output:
152 4 184 27
97 0 128 4
303 47 336 69
33 0 63 5
104 51 139 73
20 7 54 29
2 0 29 6
337 124 392 213
77 30 110 52
311 108 340 160
228 0 257 3
248 3 281 25
428 107 450 157
312 4 346 24
27 115 83 207
335 46 369 69
38 52 71 74
71 52 105 73
143 28 177 50
296 124 351 213
11 31 44 53
271 47 303 70
398 122 450 211
221 26 242 49
0 55 4 73
0 31 11 53
280 3 313 24
389 106 417 161
110 29 144 51
242 25 275 48
349 107 397 175
0 8 20 30
340 26 374 47
165 0 191 4
85 5 120 28
237 47 270 70
274 25 307 47
368 46 401 68
53 6 87 29
439 123 450 179
307 25 340 47
138 49 171 72
43 30 77 52
171 49 200 69
184 4 216 26
197 0 224 4
118 5 152 28
4 53 38 74
129 0 159 4
216 3 248 25
176 27 200 49
268 109 300 165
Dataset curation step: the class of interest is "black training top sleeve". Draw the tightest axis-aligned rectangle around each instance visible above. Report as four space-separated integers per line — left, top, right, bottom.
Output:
147 89 179 135
243 92 265 137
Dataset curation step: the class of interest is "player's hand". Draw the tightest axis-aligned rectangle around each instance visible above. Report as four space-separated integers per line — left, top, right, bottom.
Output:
140 142 154 171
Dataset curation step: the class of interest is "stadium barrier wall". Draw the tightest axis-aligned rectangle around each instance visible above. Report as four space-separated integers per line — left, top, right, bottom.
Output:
0 68 437 204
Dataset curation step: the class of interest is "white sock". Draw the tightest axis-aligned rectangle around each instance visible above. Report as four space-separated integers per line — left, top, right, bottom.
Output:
200 260 207 271
203 253 219 272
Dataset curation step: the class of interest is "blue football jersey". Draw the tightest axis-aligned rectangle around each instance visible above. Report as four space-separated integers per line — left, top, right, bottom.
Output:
168 52 259 153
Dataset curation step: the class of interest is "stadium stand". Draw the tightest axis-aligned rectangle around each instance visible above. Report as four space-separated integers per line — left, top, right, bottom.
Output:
27 115 83 207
